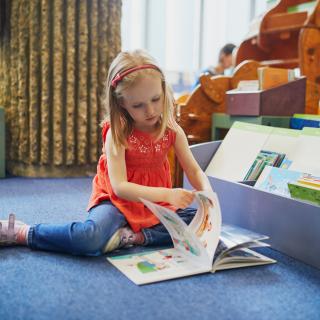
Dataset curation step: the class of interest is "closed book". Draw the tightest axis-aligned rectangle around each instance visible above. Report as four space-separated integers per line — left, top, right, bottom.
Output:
258 67 295 90
288 182 320 206
290 117 320 130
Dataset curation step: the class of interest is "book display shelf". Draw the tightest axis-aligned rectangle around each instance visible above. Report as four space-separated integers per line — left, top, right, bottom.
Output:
184 141 320 270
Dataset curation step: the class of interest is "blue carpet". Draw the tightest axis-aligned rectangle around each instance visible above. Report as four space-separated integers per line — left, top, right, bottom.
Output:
0 177 320 320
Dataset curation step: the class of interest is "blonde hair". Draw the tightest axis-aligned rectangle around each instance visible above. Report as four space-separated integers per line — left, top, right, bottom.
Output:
102 49 177 150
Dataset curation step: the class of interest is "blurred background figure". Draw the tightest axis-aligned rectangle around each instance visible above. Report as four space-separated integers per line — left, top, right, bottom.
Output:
193 43 236 88
215 43 237 75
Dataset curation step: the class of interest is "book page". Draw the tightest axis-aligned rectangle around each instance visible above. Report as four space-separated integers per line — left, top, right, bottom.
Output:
187 191 222 264
107 248 211 285
212 224 275 271
141 191 221 267
214 248 276 271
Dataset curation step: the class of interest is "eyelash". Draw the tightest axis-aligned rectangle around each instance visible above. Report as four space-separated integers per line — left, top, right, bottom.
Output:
132 97 160 108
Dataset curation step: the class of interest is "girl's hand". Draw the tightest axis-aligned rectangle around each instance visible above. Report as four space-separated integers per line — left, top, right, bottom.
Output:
167 188 195 209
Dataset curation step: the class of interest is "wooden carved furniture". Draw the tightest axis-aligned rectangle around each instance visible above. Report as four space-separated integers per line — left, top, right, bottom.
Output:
176 75 228 144
171 60 261 186
235 0 320 114
176 60 261 144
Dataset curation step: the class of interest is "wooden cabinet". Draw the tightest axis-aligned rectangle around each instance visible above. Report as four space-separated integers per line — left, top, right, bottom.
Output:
236 0 320 114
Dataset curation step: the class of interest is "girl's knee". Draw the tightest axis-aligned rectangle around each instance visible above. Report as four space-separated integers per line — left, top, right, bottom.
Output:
177 207 197 225
71 221 108 255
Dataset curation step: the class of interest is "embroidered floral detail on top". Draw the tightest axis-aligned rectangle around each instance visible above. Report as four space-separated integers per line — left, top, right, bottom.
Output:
128 130 171 155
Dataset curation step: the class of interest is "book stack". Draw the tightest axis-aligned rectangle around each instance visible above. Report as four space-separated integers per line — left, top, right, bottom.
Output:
244 150 285 181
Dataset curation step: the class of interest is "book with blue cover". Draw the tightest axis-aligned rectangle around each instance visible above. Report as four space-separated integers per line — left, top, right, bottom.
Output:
255 166 320 204
255 166 305 197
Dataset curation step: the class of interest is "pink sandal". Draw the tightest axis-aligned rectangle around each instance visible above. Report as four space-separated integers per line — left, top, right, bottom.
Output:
0 213 28 245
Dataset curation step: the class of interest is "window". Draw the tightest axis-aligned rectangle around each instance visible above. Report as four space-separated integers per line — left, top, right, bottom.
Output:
121 0 268 92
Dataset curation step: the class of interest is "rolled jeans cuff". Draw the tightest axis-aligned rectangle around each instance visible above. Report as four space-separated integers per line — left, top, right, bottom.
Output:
27 225 36 248
141 228 152 246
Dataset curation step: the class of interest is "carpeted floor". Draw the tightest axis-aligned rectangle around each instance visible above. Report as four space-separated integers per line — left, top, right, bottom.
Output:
0 177 320 320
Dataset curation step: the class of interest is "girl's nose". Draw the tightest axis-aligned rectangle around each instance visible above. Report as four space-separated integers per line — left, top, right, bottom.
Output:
145 104 154 116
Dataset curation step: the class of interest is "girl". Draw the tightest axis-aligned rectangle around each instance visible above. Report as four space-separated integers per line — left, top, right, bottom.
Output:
0 50 213 256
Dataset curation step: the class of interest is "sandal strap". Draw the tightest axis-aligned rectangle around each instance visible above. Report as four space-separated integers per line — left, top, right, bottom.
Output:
0 213 18 244
8 213 15 241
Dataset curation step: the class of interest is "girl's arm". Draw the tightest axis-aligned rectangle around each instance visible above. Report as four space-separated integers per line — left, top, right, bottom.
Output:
174 125 213 192
106 130 194 208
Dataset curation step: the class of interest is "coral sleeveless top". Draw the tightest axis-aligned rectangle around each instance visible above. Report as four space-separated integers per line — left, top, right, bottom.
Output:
87 123 177 232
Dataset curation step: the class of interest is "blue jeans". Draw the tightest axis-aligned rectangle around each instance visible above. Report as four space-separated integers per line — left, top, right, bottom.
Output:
28 201 196 256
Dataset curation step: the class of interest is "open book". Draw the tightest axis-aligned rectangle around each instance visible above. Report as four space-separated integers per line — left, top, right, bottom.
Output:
106 191 275 285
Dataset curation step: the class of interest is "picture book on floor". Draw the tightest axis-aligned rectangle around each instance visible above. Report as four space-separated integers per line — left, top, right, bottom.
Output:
106 191 275 285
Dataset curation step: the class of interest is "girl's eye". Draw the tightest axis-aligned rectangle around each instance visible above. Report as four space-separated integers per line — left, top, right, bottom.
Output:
132 104 143 109
152 97 160 102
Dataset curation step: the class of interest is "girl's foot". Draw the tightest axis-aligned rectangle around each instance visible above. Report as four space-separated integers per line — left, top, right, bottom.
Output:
104 226 145 253
0 213 30 246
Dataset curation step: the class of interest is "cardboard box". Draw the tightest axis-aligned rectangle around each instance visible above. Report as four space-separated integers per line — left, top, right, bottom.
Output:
226 77 306 116
184 140 320 269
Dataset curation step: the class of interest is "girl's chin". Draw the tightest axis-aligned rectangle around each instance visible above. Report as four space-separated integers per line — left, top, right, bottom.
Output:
146 116 160 124
135 117 160 132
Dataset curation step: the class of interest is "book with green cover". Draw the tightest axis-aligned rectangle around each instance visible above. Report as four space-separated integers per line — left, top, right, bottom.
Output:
288 182 320 206
293 114 320 120
244 150 285 181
